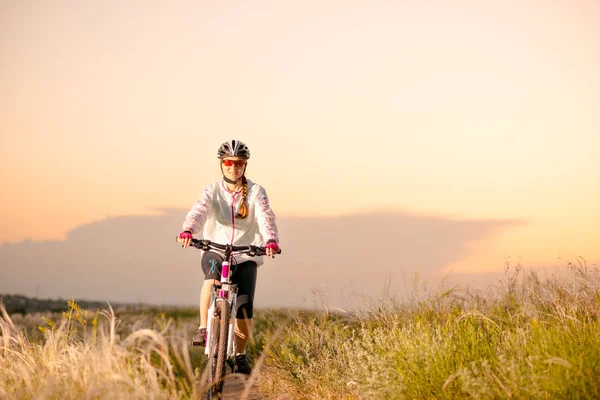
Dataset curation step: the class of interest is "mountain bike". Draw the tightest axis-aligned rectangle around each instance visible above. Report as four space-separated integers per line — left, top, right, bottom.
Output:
189 239 281 399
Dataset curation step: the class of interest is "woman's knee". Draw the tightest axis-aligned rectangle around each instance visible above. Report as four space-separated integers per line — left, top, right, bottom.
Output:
202 279 219 288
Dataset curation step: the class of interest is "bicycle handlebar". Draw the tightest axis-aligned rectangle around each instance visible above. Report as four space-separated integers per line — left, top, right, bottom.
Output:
188 238 282 257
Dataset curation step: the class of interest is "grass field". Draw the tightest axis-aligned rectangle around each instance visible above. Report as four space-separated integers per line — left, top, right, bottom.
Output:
2 260 599 399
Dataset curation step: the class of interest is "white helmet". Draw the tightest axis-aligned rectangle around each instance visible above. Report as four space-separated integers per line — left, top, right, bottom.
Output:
217 140 250 159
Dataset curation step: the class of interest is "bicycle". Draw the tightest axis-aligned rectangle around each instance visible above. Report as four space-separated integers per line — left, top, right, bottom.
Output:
188 239 281 399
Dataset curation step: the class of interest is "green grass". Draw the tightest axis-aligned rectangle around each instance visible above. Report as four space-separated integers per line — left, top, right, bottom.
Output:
261 262 600 399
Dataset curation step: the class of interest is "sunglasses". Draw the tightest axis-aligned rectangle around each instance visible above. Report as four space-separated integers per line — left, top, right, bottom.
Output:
221 159 246 167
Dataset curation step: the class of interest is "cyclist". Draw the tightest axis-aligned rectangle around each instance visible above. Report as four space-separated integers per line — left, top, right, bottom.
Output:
176 139 280 375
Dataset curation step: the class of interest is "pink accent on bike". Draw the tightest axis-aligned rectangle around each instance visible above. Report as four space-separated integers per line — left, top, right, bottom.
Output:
222 263 230 279
179 231 193 239
265 242 279 252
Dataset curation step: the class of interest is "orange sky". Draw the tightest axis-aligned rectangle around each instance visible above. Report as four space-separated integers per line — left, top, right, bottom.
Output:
1 0 599 273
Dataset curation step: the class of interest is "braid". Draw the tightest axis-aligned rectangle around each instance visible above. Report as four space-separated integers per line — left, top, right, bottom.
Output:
236 175 249 219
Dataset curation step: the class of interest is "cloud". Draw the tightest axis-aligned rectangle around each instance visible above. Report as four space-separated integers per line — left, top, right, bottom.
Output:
0 209 520 309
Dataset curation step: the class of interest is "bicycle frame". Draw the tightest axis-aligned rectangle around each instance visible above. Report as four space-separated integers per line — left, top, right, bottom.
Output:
205 257 238 360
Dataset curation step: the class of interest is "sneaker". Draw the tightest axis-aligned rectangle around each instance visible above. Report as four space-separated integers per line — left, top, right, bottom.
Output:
191 327 207 347
235 353 252 375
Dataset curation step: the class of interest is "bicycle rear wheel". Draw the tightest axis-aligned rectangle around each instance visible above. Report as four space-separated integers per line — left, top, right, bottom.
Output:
207 305 223 399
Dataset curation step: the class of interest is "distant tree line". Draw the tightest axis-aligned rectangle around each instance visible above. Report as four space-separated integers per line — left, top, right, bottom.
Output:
0 294 110 314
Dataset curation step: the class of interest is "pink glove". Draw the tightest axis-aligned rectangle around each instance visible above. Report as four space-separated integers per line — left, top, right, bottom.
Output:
265 241 279 252
179 231 193 240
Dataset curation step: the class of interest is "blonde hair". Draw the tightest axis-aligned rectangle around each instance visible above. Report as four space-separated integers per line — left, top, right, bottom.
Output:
236 175 249 219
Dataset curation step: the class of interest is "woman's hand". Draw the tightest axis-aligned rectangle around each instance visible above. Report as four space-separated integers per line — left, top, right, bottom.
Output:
177 231 193 248
265 241 279 258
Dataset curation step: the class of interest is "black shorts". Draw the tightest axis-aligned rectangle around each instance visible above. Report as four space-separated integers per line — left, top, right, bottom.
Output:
201 251 258 319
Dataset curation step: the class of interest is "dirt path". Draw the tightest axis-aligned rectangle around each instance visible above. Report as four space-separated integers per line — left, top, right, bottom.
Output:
199 372 279 400
220 373 264 399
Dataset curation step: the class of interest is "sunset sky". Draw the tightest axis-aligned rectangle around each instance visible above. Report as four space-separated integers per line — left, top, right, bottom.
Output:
1 0 598 285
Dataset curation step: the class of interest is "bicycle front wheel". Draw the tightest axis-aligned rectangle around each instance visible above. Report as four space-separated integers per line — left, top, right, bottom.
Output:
207 306 223 399
207 300 231 399
214 299 231 386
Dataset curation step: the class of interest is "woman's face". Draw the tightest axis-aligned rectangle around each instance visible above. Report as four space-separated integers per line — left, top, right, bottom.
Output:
221 156 246 182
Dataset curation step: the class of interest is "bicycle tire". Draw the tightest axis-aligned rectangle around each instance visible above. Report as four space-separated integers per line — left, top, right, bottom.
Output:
214 300 230 387
207 308 223 399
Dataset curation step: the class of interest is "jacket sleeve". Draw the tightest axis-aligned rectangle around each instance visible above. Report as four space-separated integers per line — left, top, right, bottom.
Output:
182 184 215 235
255 186 279 243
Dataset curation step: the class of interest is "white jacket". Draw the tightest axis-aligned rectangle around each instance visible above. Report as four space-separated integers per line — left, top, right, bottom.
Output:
183 179 279 266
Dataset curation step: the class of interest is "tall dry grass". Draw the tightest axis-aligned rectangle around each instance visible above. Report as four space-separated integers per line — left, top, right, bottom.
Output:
0 301 206 399
261 260 600 399
3 260 599 399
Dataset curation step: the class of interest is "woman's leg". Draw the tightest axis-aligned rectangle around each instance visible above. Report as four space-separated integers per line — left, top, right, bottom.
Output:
231 261 258 353
192 252 223 346
199 251 224 327
199 279 216 327
235 317 253 350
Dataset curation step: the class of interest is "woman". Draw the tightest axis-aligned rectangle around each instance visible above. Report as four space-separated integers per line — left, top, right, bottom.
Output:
176 139 279 375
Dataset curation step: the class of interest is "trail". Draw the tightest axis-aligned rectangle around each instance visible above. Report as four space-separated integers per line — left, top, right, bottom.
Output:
201 373 268 400
221 374 263 399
